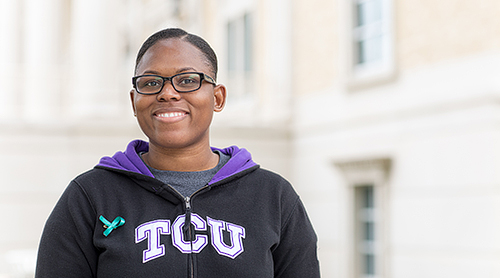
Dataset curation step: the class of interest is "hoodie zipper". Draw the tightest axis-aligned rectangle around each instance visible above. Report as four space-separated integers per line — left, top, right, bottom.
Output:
184 185 213 278
184 196 192 235
184 196 194 278
164 184 221 277
183 186 211 278
160 184 196 278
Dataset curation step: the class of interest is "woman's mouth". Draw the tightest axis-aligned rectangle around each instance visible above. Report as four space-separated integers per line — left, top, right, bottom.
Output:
153 110 189 123
156 112 187 118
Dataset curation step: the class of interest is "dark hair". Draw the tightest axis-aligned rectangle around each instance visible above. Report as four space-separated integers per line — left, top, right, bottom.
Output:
134 28 218 81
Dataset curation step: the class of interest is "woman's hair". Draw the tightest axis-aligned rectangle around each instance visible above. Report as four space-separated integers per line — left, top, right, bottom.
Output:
134 28 218 81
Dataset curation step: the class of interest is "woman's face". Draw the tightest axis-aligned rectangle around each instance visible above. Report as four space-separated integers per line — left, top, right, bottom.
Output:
130 39 226 151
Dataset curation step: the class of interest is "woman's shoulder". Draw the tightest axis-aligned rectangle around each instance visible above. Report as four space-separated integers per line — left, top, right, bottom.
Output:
248 167 291 184
69 167 143 195
241 167 299 199
72 167 120 184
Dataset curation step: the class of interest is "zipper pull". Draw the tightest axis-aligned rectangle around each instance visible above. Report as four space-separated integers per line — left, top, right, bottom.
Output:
183 197 193 241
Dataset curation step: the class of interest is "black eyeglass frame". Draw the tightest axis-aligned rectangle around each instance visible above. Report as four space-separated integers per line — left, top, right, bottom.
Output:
132 72 216 95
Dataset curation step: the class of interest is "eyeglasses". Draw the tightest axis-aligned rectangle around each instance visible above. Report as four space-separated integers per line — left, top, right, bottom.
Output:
132 72 216 95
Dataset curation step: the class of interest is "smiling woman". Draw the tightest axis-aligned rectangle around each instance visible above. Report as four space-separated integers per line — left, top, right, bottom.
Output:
35 28 320 278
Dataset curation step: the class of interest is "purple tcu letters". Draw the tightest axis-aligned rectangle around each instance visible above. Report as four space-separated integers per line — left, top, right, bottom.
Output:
135 214 246 263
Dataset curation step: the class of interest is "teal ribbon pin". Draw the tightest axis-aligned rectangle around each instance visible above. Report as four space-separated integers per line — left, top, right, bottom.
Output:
99 215 125 237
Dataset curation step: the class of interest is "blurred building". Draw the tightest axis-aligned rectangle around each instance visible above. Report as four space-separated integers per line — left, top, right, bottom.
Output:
1 0 499 277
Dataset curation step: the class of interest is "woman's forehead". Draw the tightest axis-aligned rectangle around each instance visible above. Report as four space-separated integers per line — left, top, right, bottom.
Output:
136 39 208 74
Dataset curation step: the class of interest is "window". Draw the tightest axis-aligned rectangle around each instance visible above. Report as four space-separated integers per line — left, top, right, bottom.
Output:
226 12 254 96
354 0 383 65
335 158 390 278
348 0 394 85
355 185 376 278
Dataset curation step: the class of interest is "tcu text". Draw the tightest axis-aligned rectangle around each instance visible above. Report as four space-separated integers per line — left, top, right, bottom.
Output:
135 213 246 263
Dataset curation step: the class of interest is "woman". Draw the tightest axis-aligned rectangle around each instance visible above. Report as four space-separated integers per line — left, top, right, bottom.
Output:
35 28 320 277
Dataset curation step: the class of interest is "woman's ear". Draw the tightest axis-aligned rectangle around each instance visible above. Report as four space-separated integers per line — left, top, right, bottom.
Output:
213 84 227 112
130 90 137 116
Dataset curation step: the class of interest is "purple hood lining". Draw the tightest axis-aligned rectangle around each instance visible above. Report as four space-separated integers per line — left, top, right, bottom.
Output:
97 140 258 185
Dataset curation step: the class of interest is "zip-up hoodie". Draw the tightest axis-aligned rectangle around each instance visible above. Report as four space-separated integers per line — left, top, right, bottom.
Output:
36 140 320 278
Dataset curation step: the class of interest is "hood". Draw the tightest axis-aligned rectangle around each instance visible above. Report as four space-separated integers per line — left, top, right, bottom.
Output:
96 139 258 185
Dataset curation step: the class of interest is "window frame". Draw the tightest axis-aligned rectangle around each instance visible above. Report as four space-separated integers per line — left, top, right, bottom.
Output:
335 158 391 278
225 10 255 98
355 184 377 278
341 0 396 89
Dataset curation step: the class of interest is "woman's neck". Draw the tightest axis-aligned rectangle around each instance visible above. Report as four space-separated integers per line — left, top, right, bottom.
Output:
142 144 219 172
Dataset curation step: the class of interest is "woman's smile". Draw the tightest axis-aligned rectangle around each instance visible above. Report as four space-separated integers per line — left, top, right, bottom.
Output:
153 108 189 123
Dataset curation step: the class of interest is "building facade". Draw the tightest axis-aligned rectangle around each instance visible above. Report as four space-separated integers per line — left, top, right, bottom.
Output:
290 0 500 277
1 0 500 277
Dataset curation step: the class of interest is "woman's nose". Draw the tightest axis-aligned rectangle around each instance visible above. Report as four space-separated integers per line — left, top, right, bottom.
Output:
156 81 181 101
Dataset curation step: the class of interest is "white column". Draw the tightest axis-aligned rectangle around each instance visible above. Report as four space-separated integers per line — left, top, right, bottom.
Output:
0 0 22 120
258 0 293 125
70 0 123 119
23 0 65 122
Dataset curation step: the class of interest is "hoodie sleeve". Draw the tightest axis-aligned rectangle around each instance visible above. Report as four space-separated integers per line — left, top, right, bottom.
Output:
35 180 98 278
272 198 321 278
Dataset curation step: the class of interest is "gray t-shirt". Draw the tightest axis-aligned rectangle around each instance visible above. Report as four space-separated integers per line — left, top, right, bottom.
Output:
142 151 230 197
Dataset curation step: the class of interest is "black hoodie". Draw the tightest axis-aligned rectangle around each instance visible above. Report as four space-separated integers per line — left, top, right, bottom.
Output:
35 140 320 277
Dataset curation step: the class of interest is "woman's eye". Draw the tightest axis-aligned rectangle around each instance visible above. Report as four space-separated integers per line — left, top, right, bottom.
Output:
179 78 196 85
145 80 161 87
